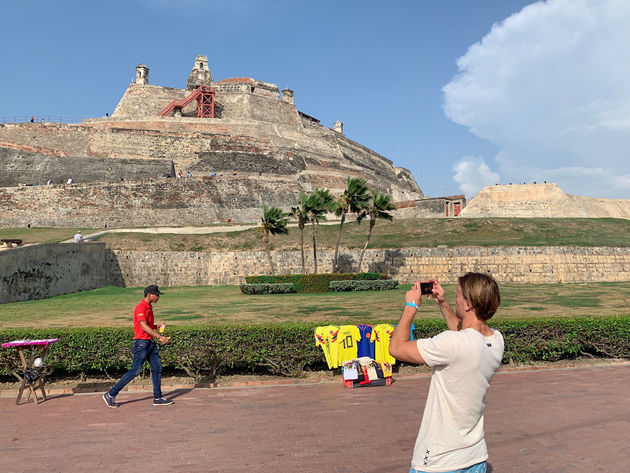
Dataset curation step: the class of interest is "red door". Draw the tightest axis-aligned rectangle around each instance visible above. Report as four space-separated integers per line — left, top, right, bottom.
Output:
454 203 461 216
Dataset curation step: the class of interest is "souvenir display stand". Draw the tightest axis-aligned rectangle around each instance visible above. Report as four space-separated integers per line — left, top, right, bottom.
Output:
341 357 393 388
315 324 397 389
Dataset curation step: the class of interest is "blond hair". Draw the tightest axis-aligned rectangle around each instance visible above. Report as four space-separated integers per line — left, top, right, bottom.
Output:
458 272 501 321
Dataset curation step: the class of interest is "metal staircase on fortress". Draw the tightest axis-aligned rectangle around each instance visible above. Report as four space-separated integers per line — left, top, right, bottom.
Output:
158 86 215 118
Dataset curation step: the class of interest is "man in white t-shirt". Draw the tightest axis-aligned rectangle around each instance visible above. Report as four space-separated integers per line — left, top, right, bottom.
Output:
389 273 504 473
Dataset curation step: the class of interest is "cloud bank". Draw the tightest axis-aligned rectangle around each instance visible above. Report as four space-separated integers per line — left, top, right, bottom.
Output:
453 156 500 197
443 0 630 198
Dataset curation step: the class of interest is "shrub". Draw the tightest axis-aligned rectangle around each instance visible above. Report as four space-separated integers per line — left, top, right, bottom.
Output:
1 316 628 381
245 273 384 293
240 283 295 295
329 279 399 292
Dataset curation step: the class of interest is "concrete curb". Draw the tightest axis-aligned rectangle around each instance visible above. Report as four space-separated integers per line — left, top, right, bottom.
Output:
2 359 627 398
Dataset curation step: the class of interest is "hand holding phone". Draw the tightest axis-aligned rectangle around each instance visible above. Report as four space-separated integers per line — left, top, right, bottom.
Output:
420 282 434 296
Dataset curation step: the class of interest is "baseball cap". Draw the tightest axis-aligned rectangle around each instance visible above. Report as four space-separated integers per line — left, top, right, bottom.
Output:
144 285 164 296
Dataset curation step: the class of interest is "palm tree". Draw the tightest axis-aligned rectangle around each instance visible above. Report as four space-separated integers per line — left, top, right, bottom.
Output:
290 191 310 274
260 205 289 275
306 188 335 274
357 190 395 271
332 177 369 273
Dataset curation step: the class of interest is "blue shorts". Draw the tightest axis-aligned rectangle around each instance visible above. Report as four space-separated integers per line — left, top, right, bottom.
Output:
410 460 487 473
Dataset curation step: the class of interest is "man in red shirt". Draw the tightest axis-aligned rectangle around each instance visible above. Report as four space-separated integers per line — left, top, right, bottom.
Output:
103 285 173 407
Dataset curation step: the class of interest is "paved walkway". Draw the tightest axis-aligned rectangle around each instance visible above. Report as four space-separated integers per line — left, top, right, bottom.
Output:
1 364 629 473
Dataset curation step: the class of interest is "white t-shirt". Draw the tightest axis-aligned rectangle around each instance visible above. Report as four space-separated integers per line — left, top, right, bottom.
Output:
412 328 504 472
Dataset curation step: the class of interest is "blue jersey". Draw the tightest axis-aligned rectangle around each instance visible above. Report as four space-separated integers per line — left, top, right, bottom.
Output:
356 324 375 358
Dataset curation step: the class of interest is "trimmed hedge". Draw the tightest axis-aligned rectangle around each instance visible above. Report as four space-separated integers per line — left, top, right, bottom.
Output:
329 279 399 292
240 283 296 295
245 272 384 293
1 316 628 381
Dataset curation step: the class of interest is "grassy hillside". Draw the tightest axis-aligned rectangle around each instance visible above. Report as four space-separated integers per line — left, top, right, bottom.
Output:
67 217 630 251
2 218 629 251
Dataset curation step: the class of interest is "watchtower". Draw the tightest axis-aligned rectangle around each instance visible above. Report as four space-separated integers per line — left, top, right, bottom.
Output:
136 64 149 85
186 55 213 90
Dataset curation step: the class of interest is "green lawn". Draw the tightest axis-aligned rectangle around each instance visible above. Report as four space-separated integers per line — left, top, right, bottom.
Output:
1 282 628 329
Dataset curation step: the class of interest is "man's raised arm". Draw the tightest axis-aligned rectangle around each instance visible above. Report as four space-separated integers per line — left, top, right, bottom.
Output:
429 279 460 331
389 281 425 364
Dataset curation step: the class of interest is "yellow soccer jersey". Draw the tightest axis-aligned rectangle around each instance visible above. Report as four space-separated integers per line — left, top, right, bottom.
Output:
315 325 340 368
337 325 361 363
372 323 396 365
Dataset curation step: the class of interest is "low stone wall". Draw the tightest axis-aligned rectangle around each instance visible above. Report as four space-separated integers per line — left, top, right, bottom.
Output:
110 246 630 288
0 243 111 303
2 244 628 304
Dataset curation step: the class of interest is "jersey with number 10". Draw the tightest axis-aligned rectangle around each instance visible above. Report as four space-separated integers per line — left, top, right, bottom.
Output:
337 325 361 363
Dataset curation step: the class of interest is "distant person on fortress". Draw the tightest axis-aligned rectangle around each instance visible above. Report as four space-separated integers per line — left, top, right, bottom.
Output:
186 170 192 178
103 285 173 408
66 178 73 185
73 231 84 243
389 273 504 473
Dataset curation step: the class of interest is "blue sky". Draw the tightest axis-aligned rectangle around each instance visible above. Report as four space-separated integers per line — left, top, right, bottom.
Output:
2 0 629 199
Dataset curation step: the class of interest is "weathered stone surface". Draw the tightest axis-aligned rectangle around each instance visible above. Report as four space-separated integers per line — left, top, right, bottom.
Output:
0 243 110 303
0 59 424 226
461 183 630 219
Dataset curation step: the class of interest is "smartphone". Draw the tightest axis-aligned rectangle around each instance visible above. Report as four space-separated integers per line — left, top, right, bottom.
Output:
420 282 433 295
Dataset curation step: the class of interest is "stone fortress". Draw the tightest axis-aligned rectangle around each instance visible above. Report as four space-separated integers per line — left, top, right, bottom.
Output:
2 54 625 227
0 55 432 228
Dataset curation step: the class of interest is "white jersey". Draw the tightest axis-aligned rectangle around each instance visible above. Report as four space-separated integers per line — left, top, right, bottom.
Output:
412 328 504 472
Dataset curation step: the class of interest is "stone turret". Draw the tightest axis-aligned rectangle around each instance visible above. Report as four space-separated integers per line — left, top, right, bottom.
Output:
186 55 213 90
333 120 343 134
136 64 149 85
281 88 294 104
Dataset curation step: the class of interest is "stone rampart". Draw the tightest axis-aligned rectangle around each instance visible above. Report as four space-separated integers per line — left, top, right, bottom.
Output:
0 177 301 227
2 244 627 303
112 82 301 126
0 119 421 196
110 246 630 288
0 116 424 226
0 243 111 304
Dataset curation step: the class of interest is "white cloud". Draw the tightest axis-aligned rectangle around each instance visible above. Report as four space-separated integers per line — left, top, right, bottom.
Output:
453 156 500 197
443 0 630 198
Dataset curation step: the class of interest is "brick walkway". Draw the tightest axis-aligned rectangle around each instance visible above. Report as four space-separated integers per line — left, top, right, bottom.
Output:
1 364 629 472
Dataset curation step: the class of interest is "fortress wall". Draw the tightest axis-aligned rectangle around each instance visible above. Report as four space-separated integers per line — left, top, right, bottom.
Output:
110 246 630 288
2 244 627 303
216 92 301 126
0 118 422 201
112 84 187 118
0 242 110 304
111 83 302 127
0 147 170 187
0 123 90 157
0 178 302 227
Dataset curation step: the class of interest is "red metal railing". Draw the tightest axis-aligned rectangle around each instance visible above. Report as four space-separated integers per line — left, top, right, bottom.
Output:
158 86 215 118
